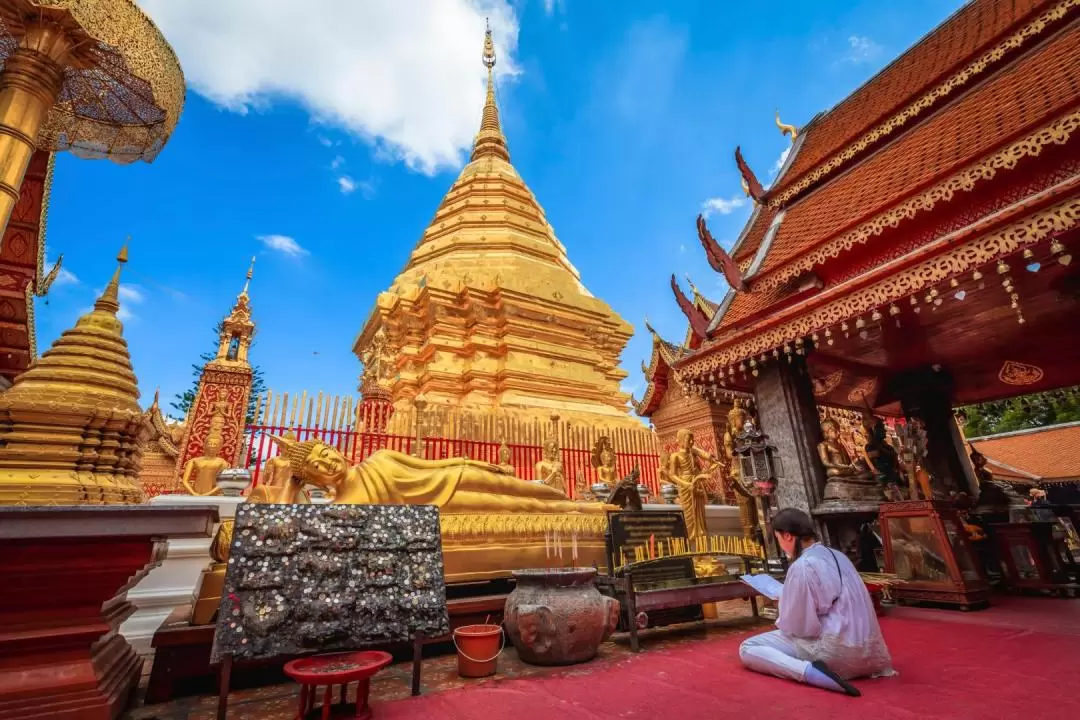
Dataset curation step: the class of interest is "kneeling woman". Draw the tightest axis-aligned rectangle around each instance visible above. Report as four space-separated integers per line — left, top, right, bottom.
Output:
739 509 894 697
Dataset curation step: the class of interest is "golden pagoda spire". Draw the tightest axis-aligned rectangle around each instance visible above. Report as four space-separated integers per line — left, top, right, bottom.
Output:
95 240 129 315
0 240 145 505
240 255 255 297
470 19 510 163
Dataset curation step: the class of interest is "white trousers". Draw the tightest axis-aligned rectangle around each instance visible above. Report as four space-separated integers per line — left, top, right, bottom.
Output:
739 630 809 683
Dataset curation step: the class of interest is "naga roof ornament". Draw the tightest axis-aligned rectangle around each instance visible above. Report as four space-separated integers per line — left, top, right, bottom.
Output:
735 146 766 204
669 274 711 340
775 110 798 144
696 214 747 292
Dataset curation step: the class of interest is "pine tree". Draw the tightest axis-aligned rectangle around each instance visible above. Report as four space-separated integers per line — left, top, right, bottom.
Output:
170 321 267 424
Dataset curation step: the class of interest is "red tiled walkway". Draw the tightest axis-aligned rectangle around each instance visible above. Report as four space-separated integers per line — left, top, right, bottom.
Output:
377 596 1080 720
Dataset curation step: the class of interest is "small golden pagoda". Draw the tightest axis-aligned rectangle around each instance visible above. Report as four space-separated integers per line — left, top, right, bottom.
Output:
0 244 145 505
354 25 638 431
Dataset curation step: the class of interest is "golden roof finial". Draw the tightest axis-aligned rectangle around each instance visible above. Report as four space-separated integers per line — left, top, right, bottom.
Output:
685 274 700 297
776 110 798 144
471 19 510 162
94 238 129 315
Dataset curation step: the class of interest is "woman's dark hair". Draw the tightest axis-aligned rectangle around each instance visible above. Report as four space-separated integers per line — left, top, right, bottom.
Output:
772 508 817 560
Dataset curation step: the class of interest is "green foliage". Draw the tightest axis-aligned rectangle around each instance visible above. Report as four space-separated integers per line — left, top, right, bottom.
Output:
170 321 266 424
961 386 1080 438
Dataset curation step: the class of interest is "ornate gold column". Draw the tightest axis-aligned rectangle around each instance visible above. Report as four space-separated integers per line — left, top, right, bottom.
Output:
0 11 77 234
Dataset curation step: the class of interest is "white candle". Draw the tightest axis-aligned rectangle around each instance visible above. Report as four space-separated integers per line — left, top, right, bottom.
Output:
545 531 550 558
572 531 578 562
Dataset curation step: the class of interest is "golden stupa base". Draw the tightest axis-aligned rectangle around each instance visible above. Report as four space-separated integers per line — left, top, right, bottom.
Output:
0 475 144 506
191 563 226 626
440 512 610 583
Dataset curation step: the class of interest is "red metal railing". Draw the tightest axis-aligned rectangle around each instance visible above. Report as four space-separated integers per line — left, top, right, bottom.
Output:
242 423 662 500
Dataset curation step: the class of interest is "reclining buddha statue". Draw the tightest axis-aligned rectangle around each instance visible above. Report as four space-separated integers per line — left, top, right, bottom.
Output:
257 436 615 582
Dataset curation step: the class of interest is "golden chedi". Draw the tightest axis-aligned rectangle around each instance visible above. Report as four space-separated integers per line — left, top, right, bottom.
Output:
0 245 145 505
354 25 639 432
266 436 615 582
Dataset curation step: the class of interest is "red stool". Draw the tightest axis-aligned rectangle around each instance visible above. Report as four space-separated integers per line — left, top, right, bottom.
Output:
284 650 393 720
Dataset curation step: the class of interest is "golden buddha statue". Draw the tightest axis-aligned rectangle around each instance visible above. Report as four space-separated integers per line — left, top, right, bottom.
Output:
245 432 311 504
496 439 516 475
258 437 614 582
666 429 720 539
179 432 229 496
271 437 609 516
722 399 759 539
818 418 881 502
534 437 566 494
591 437 618 486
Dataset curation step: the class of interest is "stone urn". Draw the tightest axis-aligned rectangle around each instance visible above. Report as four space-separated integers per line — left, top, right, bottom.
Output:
505 568 619 666
590 482 611 501
660 483 678 504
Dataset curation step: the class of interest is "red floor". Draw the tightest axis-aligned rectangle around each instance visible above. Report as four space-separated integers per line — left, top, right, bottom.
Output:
376 596 1080 720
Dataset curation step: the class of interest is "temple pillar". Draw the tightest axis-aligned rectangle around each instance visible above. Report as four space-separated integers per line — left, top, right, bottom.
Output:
892 367 976 496
754 356 827 518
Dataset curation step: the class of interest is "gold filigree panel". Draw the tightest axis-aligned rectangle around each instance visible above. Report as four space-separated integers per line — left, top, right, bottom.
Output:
680 196 1080 378
755 110 1080 292
768 0 1079 209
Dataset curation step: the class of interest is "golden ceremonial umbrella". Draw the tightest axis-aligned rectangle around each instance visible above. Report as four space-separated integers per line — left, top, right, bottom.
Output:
0 0 184 239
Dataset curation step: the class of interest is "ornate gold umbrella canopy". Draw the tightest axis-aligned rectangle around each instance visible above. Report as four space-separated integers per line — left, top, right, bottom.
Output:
0 0 184 239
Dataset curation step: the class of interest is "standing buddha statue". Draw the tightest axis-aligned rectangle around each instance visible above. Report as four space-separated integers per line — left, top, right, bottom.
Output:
722 400 759 539
666 429 720 539
179 432 229 496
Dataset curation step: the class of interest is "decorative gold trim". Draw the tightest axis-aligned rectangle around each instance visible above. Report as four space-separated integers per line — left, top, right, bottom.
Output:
680 196 1080 377
768 0 1079 209
755 110 1080 292
812 370 843 397
998 360 1044 386
25 153 56 362
439 512 610 540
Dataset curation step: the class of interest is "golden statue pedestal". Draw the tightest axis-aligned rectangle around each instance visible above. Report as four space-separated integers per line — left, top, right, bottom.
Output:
190 518 233 625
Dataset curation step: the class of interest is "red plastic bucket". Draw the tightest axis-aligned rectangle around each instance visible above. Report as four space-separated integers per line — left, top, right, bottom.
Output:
453 624 504 678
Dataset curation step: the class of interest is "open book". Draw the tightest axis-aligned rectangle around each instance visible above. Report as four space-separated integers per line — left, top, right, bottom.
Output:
739 573 783 600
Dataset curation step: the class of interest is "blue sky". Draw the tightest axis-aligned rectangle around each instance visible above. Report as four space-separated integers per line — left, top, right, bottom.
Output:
36 0 964 418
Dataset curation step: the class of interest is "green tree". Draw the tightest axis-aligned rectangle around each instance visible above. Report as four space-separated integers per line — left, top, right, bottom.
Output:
170 321 267 424
961 386 1080 438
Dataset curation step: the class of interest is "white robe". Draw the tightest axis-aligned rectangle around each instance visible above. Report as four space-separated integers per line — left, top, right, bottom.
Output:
742 543 894 681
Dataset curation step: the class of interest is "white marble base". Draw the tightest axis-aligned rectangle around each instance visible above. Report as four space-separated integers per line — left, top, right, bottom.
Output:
120 494 244 659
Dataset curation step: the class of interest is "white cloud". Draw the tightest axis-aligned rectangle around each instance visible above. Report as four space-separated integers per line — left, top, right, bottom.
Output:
118 306 136 322
771 146 791 177
543 0 566 15
701 195 747 218
258 234 309 257
678 244 686 254
337 175 357 194
845 35 883 64
330 155 345 170
118 284 145 304
139 0 521 175
317 135 334 147
44 257 79 286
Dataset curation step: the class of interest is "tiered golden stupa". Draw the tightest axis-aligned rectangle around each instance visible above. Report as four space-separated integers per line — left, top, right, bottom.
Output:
0 244 146 505
354 25 638 431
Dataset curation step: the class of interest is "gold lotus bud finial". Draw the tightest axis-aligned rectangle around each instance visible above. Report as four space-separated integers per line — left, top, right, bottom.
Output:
94 238 130 314
482 18 496 69
775 110 798 143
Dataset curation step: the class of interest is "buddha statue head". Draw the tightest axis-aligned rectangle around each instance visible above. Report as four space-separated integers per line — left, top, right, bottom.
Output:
204 433 223 459
677 428 695 450
271 436 349 492
542 438 559 462
820 418 841 443
499 440 512 465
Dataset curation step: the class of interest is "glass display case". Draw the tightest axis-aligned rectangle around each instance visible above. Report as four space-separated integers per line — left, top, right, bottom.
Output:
879 500 991 610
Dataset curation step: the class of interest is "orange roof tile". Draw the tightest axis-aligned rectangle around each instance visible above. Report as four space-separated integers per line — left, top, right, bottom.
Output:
777 0 1047 195
756 19 1080 278
971 422 1080 481
732 207 778 265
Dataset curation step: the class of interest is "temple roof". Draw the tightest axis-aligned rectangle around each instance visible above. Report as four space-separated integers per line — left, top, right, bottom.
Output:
769 0 1050 206
970 421 1080 484
634 320 690 417
709 0 1080 339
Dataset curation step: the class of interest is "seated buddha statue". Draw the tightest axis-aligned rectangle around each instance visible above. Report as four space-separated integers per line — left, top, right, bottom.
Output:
269 436 611 515
591 438 618 487
180 433 229 496
246 432 311 504
534 437 567 495
818 418 881 503
495 440 516 475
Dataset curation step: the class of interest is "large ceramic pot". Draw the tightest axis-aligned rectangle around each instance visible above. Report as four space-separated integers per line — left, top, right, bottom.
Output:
505 568 619 666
